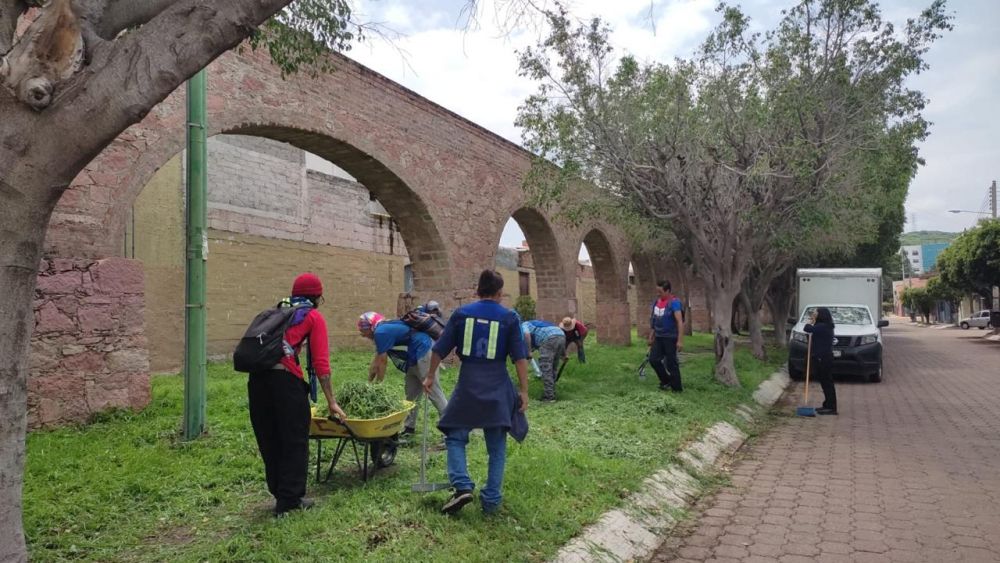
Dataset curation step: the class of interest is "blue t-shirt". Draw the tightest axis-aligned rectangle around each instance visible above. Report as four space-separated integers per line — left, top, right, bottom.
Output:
527 319 556 329
374 320 432 367
521 321 564 351
650 297 683 338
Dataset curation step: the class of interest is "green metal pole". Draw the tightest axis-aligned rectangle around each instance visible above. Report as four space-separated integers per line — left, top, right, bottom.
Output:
183 69 208 440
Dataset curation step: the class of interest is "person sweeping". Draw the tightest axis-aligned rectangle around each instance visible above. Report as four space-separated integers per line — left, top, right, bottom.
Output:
803 307 837 415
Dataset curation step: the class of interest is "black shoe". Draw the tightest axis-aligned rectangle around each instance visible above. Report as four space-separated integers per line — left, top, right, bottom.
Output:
659 384 669 390
817 408 838 415
541 396 556 403
275 497 314 517
442 490 474 514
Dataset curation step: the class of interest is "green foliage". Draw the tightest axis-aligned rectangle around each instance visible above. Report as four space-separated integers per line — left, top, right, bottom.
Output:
248 0 357 77
513 295 537 321
23 339 784 562
336 381 404 419
926 276 961 305
903 286 935 323
936 219 1000 305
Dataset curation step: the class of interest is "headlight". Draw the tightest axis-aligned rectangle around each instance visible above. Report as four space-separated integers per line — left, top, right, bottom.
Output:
860 334 878 345
792 331 808 343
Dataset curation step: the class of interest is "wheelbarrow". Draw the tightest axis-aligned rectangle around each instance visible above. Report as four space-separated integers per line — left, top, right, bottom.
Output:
310 401 415 483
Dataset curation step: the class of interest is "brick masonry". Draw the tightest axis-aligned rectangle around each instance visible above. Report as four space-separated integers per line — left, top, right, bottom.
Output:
30 258 149 428
31 48 700 424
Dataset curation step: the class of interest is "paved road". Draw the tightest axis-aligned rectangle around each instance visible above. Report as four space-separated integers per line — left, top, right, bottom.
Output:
653 323 1000 563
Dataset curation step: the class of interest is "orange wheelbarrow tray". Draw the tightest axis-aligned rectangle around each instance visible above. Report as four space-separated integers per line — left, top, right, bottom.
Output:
309 401 415 483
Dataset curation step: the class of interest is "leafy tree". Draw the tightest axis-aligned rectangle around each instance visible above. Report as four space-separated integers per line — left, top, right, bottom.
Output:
936 220 1000 308
513 295 537 321
0 0 538 557
904 286 934 324
516 0 949 385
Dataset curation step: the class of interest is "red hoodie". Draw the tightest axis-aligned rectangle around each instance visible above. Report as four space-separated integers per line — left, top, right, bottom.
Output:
278 309 331 379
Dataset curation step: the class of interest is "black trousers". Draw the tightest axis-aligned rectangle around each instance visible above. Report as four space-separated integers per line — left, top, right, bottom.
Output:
649 336 682 391
248 369 310 512
812 354 837 410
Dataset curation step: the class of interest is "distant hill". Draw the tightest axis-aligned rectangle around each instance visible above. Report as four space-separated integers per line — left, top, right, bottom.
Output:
899 231 958 246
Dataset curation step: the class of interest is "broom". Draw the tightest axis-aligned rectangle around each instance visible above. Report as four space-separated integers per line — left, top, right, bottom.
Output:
796 333 816 417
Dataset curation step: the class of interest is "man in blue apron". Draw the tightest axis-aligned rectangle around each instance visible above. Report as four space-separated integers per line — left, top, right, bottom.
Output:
424 270 529 515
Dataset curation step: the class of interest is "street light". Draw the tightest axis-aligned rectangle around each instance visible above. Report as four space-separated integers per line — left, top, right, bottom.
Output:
948 209 992 215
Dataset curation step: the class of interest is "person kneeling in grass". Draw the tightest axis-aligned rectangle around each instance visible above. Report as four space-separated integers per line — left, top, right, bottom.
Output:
424 269 529 515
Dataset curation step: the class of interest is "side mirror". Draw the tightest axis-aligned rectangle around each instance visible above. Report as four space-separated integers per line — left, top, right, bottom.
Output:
787 318 797 325
877 320 889 328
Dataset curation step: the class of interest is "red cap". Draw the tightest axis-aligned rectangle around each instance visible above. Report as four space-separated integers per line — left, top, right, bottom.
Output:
292 273 323 298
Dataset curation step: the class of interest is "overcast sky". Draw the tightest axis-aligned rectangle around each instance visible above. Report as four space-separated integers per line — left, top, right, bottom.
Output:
345 0 999 249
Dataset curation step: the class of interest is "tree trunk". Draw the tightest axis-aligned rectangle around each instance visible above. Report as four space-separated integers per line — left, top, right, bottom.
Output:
765 295 788 349
741 291 766 361
710 290 740 387
0 190 55 562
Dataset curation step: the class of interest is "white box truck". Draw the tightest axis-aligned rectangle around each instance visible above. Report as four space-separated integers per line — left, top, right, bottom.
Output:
787 268 888 383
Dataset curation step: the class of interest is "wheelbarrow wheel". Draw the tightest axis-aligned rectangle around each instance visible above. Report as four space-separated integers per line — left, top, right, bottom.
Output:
370 439 398 468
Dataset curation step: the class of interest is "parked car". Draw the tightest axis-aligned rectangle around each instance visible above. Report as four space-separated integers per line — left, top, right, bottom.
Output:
960 310 993 330
788 304 889 383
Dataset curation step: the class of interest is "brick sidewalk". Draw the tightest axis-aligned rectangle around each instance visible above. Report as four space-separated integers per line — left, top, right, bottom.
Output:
652 324 1000 563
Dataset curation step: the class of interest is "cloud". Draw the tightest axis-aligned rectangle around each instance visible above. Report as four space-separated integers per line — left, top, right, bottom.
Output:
346 0 1000 235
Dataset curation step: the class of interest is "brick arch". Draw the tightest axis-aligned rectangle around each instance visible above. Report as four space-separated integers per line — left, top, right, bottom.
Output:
508 207 569 321
580 227 631 344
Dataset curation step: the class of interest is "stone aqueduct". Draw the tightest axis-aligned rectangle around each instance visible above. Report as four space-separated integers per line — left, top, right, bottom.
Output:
30 48 698 427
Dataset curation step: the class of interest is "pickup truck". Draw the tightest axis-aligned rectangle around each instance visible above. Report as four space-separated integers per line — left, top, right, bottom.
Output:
788 304 889 383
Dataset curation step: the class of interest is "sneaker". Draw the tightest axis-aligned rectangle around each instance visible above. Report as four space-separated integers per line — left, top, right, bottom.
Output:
659 384 669 391
442 490 474 514
482 503 501 515
817 408 838 415
540 396 556 403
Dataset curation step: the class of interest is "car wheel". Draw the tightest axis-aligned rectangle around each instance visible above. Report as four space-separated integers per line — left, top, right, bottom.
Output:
868 366 882 383
961 322 970 330
979 325 986 330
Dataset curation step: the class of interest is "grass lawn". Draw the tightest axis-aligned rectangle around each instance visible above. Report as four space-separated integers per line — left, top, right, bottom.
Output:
24 333 784 562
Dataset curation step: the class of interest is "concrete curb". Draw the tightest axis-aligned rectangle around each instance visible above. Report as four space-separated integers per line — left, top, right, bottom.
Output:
551 370 791 563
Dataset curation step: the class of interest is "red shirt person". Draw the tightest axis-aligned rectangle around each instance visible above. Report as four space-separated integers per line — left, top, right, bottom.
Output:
247 272 344 517
560 317 589 364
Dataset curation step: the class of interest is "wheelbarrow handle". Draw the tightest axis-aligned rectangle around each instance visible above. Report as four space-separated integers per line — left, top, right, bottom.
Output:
327 415 360 440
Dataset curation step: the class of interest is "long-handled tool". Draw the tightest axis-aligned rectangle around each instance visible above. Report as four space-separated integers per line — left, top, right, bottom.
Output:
796 334 816 417
638 354 649 380
555 357 570 382
411 394 451 493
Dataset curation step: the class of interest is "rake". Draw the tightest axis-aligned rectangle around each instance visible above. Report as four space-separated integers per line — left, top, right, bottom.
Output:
411 394 451 493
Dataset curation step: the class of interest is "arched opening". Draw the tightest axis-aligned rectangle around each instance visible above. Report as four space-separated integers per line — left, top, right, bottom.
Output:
494 209 570 321
579 229 630 344
121 129 450 372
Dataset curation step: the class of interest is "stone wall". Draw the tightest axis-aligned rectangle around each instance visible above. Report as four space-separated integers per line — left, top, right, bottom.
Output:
30 258 149 429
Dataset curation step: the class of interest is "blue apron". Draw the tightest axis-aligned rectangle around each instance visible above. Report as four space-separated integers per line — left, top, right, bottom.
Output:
433 300 528 434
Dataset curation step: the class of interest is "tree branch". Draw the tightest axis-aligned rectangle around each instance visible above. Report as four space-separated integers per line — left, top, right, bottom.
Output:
95 0 174 39
0 0 27 55
43 0 293 181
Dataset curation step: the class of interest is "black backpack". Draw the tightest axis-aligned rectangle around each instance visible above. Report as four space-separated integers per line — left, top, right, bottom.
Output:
233 302 311 373
400 308 445 340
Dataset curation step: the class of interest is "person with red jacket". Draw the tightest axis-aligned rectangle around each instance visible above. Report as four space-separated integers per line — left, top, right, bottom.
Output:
248 273 345 516
560 317 589 364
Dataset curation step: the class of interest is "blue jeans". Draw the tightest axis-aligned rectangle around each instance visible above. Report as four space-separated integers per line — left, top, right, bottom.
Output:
445 427 507 511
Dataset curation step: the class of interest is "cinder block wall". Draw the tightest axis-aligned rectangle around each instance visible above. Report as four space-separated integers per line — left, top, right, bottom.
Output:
129 135 408 373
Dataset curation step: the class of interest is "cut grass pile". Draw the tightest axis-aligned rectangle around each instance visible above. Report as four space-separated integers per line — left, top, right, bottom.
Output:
24 333 783 562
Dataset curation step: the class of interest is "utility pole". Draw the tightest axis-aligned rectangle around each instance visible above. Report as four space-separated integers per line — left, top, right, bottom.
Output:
991 180 997 219
183 70 208 440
